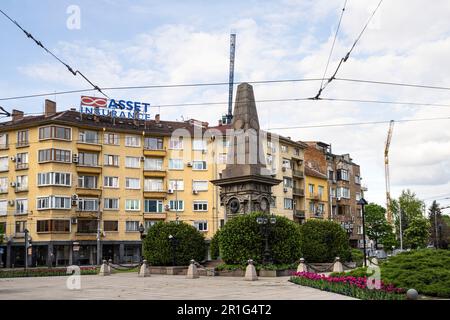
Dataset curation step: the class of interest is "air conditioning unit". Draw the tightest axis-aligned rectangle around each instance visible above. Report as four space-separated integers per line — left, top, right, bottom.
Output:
283 187 288 193
10 156 16 162
164 204 170 211
337 197 341 201
72 154 79 163
8 200 15 206
167 189 174 194
140 156 146 162
10 182 16 187
187 162 192 167
71 218 78 224
71 200 79 207
71 194 79 200
193 190 199 195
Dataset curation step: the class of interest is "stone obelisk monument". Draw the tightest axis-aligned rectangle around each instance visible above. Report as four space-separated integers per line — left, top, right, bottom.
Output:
212 83 281 220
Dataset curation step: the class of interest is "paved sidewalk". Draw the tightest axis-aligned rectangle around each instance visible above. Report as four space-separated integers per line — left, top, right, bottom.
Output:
0 273 355 300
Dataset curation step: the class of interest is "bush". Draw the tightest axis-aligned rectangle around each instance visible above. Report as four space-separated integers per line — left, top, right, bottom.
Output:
351 248 364 267
218 212 302 265
0 267 98 278
143 221 207 266
210 229 221 260
299 220 351 263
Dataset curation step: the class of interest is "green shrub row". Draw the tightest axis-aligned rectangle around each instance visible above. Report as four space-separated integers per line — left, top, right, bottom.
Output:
0 267 99 278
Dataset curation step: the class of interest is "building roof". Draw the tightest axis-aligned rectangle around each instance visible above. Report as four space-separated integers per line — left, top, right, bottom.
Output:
305 166 328 180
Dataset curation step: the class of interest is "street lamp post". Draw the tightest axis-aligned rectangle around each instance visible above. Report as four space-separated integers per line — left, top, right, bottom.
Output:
357 198 368 268
256 215 276 265
168 234 178 266
138 223 145 262
24 228 29 270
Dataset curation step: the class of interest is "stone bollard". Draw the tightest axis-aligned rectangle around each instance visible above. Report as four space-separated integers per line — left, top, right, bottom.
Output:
107 259 113 274
244 259 258 281
332 257 344 273
369 257 379 266
296 258 309 273
406 289 419 300
138 260 150 277
99 260 110 276
186 260 199 279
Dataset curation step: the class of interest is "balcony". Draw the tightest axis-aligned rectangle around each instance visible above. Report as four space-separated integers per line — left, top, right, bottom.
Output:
15 187 29 193
143 212 167 220
313 213 324 219
14 211 29 216
76 141 102 152
292 170 304 178
143 169 167 178
0 144 9 151
76 187 102 197
294 210 305 219
309 193 322 201
144 148 167 157
76 165 102 174
144 190 167 199
293 188 305 196
16 142 29 149
292 153 303 161
15 163 29 171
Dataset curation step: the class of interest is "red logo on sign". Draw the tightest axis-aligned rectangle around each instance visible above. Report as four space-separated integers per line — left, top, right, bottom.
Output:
81 96 107 108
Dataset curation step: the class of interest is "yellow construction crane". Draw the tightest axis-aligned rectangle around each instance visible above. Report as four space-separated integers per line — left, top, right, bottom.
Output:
385 120 395 223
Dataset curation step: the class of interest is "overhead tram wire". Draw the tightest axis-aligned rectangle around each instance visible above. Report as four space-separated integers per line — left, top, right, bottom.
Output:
335 77 450 91
318 0 348 94
266 115 450 131
0 8 109 99
313 0 384 99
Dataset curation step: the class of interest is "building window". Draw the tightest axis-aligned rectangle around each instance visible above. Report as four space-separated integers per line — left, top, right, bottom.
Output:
194 221 208 232
37 196 70 210
104 154 119 167
192 180 208 192
15 199 28 214
318 186 324 199
144 220 157 231
125 135 141 147
144 178 164 192
78 176 98 189
0 177 8 193
169 200 184 211
282 159 291 169
281 145 288 153
355 175 361 184
294 148 300 156
125 156 141 169
267 141 276 153
104 221 118 232
330 187 336 198
144 200 163 213
17 130 29 147
104 198 119 210
193 139 206 151
192 161 207 170
39 126 71 140
78 152 98 167
222 137 230 148
317 203 325 215
193 201 208 211
336 187 350 199
337 169 349 181
355 192 361 201
126 221 140 232
283 177 293 188
168 179 184 191
104 133 120 145
77 220 97 233
0 133 8 149
0 156 8 171
15 152 28 170
144 137 164 150
284 198 293 210
144 158 163 171
169 137 183 150
38 149 71 163
0 200 7 216
169 159 183 170
104 176 119 188
37 220 70 233
38 172 71 187
16 175 28 191
15 221 27 233
308 184 314 196
309 201 315 214
329 170 335 181
126 178 141 190
218 153 227 164
77 198 99 211
125 199 140 211
270 197 276 208
79 130 99 144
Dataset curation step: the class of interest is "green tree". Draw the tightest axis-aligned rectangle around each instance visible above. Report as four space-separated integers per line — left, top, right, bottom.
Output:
404 216 430 249
364 203 395 249
428 201 449 249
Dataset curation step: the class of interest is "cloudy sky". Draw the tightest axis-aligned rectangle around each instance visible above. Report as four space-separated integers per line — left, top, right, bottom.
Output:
1 0 450 213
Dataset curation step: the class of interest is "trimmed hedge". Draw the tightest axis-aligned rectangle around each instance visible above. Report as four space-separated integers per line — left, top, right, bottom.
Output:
299 219 351 263
0 267 98 278
143 221 207 266
218 212 302 265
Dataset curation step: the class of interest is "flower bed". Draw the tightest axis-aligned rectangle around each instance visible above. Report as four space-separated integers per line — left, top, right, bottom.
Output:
290 272 406 300
0 266 99 278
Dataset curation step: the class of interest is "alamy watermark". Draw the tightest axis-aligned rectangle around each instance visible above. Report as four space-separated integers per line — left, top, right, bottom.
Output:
66 5 81 30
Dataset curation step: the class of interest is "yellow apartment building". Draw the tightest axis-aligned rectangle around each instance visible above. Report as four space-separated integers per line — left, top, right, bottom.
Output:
304 166 329 220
